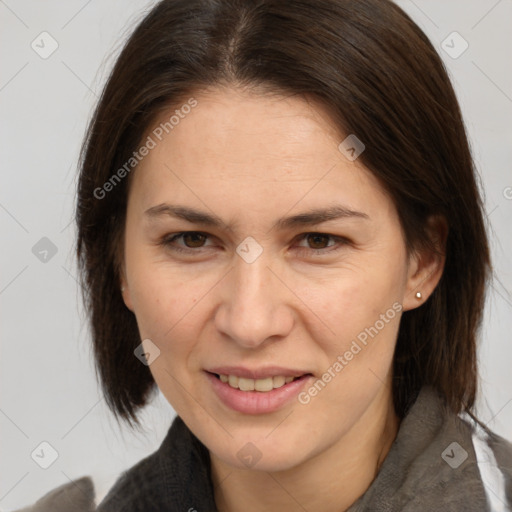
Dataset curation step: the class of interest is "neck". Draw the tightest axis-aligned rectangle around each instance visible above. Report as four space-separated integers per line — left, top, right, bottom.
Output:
210 385 400 512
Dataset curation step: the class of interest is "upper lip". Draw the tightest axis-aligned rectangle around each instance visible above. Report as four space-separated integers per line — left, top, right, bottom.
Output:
206 366 312 380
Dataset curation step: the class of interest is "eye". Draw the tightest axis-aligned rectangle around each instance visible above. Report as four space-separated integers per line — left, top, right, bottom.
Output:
160 231 214 253
295 232 348 254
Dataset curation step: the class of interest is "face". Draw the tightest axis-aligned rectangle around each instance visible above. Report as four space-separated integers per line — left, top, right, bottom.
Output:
121 87 434 472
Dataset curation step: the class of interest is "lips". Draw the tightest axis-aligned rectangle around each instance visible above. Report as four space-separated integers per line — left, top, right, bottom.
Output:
205 366 314 414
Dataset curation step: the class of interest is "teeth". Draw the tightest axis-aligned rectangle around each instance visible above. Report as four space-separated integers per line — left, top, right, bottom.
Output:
218 374 301 392
273 376 286 388
238 377 255 391
255 377 273 392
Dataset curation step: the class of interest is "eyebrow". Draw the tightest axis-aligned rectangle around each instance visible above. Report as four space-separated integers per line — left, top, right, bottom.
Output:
144 204 370 230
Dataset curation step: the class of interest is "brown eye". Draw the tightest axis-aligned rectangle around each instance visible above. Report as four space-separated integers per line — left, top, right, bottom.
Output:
182 232 207 247
306 233 331 249
294 232 348 256
159 231 216 254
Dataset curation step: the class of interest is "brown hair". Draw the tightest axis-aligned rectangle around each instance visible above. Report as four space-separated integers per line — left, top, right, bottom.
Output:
76 0 491 426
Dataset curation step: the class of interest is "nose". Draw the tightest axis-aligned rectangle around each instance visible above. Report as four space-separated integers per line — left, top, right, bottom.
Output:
214 253 295 349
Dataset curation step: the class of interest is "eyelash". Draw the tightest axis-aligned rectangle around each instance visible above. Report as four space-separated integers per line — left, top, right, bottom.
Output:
158 231 349 256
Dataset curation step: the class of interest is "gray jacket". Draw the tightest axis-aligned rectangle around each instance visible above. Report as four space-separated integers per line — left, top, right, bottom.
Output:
17 386 512 511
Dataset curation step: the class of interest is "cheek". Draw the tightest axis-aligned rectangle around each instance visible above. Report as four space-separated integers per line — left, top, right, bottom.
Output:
306 261 405 352
126 253 184 339
129 271 206 404
300 272 403 419
132 277 198 340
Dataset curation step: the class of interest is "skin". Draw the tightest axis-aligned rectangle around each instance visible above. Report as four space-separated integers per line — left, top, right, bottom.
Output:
120 86 445 512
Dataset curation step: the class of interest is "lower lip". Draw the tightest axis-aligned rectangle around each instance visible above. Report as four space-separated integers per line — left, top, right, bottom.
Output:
205 372 312 414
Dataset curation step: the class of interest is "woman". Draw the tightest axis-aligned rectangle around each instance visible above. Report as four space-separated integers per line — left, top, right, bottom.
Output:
20 0 512 510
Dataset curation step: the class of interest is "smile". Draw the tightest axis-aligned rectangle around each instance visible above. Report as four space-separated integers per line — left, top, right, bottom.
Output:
205 370 313 414
216 373 301 392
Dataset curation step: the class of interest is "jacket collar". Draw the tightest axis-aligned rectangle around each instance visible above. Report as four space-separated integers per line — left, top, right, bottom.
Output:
99 386 490 511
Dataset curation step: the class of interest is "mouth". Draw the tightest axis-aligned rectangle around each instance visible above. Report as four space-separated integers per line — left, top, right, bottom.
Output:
204 369 314 414
209 372 308 392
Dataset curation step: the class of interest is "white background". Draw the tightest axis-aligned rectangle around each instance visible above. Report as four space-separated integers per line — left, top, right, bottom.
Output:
1 0 511 509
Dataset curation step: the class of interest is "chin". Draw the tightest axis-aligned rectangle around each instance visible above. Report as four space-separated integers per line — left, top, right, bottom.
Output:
210 432 313 473
225 449 306 473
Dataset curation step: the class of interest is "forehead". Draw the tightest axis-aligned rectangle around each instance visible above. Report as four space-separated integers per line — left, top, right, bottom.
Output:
145 89 341 171
128 87 392 220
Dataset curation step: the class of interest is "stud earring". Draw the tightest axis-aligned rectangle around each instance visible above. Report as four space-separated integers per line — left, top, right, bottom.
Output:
415 291 422 300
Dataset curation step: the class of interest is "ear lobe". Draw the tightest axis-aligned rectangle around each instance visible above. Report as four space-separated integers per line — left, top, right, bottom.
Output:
402 215 448 311
119 272 134 312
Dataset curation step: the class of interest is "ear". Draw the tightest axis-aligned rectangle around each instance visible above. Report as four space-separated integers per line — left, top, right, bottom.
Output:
402 215 448 312
119 266 135 312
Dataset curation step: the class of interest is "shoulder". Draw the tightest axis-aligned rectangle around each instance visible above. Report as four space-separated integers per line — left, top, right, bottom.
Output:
466 415 512 508
13 476 95 512
13 417 193 512
418 388 512 507
95 446 167 511
407 387 512 509
349 387 512 511
96 415 214 511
